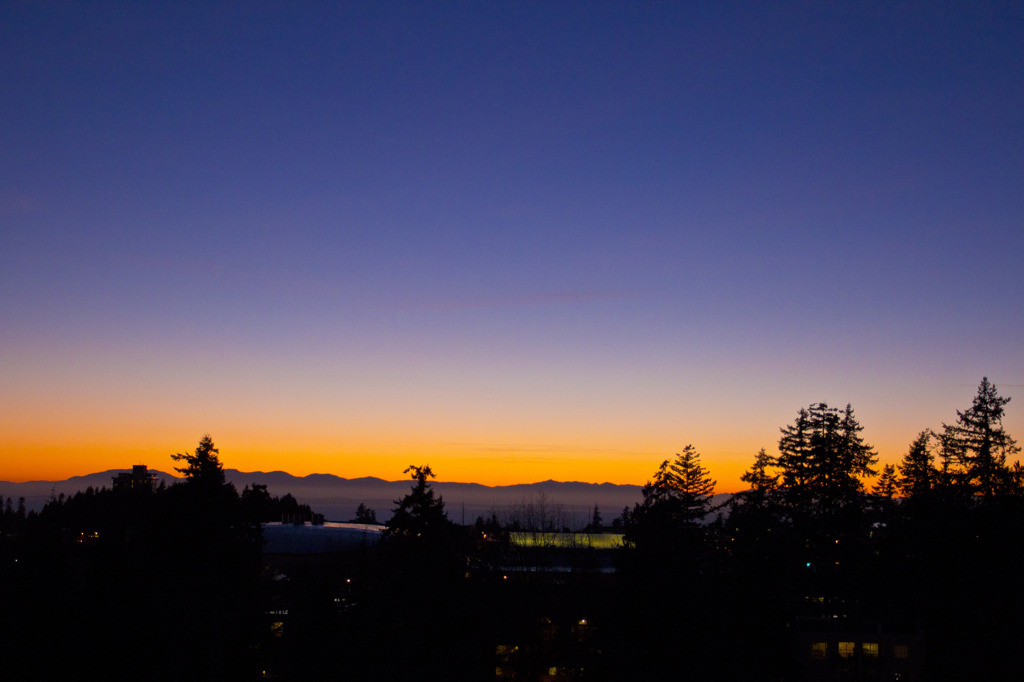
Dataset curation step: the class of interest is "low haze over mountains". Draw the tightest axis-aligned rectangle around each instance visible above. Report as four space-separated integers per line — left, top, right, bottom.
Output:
0 469 669 525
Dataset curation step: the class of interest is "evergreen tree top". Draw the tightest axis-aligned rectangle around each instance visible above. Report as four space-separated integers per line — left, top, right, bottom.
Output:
385 464 451 539
939 377 1021 498
638 445 716 523
776 402 877 513
171 434 226 487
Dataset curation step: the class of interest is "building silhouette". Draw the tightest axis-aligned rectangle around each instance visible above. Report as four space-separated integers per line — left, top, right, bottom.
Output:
112 465 156 492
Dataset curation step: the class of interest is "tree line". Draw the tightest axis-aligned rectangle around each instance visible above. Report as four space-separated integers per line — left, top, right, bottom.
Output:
3 377 1020 680
615 377 1021 680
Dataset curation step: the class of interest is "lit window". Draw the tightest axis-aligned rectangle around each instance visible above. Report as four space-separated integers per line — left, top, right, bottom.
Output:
862 642 879 658
811 642 828 659
548 667 557 675
894 644 909 658
838 641 855 658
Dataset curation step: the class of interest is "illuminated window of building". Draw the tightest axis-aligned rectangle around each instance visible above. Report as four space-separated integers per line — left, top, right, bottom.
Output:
495 644 518 662
270 621 284 638
838 641 855 658
894 644 909 659
811 642 828 659
548 667 557 675
862 642 879 658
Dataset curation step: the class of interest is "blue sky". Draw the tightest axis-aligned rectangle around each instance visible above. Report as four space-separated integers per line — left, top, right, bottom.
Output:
2 2 1022 487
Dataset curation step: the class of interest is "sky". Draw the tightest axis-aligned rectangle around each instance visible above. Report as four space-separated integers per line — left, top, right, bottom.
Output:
2 1 1022 490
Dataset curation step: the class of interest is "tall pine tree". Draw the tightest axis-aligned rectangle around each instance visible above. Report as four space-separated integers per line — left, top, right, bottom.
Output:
938 377 1020 498
777 403 877 515
897 430 938 499
633 445 716 526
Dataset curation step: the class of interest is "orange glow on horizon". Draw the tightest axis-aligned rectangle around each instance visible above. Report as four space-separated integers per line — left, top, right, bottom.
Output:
1 428 924 493
4 378 1011 491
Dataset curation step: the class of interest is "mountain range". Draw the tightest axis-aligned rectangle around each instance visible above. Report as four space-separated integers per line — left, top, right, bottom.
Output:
0 469 713 526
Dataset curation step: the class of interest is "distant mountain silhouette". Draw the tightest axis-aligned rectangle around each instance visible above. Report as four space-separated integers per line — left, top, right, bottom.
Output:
220 470 654 524
0 469 179 512
1 468 737 524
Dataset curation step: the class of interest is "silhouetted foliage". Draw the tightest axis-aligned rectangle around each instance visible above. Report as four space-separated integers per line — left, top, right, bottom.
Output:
385 464 451 540
623 445 718 580
351 502 378 524
629 444 716 531
7 384 1024 681
729 447 786 552
777 402 877 514
938 377 1020 498
0 495 29 534
240 483 316 523
739 446 779 507
366 466 479 678
4 439 265 681
503 492 570 534
898 429 938 499
171 433 225 487
239 482 273 520
873 463 898 498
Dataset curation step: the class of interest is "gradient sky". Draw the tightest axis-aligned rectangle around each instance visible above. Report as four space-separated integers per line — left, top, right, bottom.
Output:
2 2 1022 490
